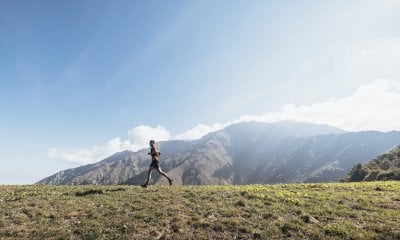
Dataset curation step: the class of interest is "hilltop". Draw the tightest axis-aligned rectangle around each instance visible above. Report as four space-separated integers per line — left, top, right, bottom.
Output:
344 145 400 182
38 121 400 185
1 182 399 239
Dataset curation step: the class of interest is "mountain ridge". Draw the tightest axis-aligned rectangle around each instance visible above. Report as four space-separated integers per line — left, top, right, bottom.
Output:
38 121 400 185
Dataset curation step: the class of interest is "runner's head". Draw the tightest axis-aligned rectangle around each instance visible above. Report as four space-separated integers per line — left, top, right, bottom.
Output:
149 140 155 147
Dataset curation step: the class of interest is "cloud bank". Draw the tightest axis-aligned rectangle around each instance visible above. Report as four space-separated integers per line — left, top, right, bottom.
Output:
48 125 170 165
235 79 400 132
49 79 400 164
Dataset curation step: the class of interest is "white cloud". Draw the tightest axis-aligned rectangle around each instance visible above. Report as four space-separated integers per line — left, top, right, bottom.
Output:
128 125 171 147
48 125 170 165
175 123 225 140
236 79 400 132
47 137 130 165
49 79 400 165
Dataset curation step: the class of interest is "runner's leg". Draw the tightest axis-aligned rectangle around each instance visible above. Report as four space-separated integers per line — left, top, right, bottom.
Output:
145 167 153 186
156 167 173 185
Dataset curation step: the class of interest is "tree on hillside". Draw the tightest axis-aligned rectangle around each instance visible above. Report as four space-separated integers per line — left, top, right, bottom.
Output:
343 146 400 182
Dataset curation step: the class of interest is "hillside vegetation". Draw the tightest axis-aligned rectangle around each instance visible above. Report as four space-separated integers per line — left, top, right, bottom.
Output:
344 146 400 182
1 182 400 239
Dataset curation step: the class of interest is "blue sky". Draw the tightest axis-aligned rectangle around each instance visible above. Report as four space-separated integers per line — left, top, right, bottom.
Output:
1 0 400 184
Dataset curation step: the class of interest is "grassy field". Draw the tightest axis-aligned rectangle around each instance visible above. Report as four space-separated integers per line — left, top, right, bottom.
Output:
0 181 399 239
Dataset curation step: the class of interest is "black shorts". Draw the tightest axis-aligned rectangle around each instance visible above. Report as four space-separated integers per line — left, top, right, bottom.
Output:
150 160 159 169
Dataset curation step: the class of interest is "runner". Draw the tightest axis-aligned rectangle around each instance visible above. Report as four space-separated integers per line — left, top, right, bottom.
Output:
141 140 173 188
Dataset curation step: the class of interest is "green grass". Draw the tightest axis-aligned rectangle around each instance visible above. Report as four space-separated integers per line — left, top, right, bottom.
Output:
1 181 399 239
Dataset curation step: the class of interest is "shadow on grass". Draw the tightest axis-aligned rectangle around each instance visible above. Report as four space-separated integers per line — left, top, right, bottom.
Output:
74 188 126 197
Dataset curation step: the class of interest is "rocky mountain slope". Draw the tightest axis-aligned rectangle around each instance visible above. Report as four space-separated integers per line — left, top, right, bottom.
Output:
343 145 400 182
38 121 400 185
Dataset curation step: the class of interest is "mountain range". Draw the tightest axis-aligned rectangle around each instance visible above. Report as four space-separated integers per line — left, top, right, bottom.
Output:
38 121 400 185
